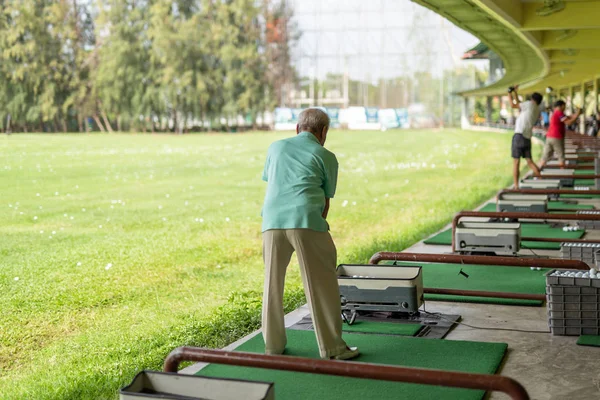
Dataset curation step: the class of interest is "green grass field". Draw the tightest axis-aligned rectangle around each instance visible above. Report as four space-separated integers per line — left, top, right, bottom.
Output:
0 129 525 399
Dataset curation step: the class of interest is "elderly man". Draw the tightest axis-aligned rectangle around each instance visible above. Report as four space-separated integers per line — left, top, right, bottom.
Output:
260 108 359 360
509 85 544 188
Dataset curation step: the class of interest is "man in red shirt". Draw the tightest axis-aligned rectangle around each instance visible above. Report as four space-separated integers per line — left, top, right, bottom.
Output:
541 100 582 167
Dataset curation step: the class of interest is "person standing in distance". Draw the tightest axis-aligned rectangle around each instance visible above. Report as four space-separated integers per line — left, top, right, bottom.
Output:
260 108 359 360
509 85 544 188
541 100 582 168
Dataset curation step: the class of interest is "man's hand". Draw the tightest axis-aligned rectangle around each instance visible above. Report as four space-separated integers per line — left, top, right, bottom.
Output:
509 85 520 109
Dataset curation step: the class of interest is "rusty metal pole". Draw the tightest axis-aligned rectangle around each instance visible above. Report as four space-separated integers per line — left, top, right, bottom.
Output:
540 165 593 170
424 288 544 300
537 174 600 179
163 347 530 400
368 252 589 270
496 188 600 199
451 211 600 252
571 156 595 161
365 252 586 300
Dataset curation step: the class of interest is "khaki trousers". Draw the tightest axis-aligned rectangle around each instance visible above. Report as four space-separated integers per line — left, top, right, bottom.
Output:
262 229 348 359
542 137 565 164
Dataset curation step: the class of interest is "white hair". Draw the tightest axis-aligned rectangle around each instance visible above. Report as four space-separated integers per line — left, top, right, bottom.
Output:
298 108 330 135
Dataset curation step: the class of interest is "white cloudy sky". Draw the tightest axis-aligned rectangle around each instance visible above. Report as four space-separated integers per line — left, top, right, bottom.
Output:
288 0 486 82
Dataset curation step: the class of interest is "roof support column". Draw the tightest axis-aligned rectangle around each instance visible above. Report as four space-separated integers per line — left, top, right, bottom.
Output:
486 96 493 124
568 86 574 115
461 96 471 130
581 81 586 135
545 87 553 112
594 79 599 116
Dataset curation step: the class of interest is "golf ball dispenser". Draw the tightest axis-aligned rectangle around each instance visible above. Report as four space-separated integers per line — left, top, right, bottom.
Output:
455 222 521 256
337 264 424 316
520 179 561 190
497 194 548 213
541 169 575 187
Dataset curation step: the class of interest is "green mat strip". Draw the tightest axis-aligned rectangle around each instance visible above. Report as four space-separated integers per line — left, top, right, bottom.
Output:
425 294 543 307
577 335 600 347
383 261 547 307
197 330 508 400
342 321 422 336
561 194 600 199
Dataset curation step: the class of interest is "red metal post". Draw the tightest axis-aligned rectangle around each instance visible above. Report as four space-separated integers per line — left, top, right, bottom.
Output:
367 252 589 270
496 188 600 200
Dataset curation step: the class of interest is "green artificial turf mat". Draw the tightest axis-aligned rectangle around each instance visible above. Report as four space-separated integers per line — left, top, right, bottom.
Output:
423 222 584 250
197 330 508 400
577 335 600 347
560 194 600 199
575 169 592 175
479 202 594 212
575 179 594 186
547 201 594 210
382 261 547 306
342 321 422 336
424 294 542 306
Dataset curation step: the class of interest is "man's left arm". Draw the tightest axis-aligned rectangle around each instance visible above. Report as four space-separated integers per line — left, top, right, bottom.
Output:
322 154 339 219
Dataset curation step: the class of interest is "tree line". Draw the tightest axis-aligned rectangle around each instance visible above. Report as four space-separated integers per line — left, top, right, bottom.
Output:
0 1 297 133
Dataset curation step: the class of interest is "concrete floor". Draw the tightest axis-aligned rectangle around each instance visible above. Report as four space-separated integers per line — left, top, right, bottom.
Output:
183 300 600 400
182 192 600 400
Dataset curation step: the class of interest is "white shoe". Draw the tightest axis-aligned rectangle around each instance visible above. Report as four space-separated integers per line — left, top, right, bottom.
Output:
330 346 360 360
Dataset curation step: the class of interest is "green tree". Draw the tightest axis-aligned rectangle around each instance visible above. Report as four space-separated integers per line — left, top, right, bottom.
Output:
94 0 157 132
216 0 268 127
0 0 283 133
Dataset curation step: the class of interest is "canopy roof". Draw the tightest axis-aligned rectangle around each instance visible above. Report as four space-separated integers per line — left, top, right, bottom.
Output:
412 0 600 96
462 42 491 60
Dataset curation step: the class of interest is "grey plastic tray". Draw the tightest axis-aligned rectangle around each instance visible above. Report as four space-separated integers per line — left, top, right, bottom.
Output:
549 326 600 336
546 270 600 336
548 310 599 319
549 301 600 311
120 371 275 400
545 270 600 288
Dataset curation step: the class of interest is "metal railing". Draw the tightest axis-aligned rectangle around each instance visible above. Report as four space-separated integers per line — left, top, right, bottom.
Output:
163 347 530 400
366 252 588 301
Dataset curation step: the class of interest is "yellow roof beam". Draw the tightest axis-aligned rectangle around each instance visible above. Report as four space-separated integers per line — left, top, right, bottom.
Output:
549 65 599 76
542 29 600 49
527 67 600 92
549 49 600 62
483 0 523 28
521 2 600 31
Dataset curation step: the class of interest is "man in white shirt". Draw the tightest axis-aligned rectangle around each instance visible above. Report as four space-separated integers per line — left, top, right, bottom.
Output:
509 86 543 188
